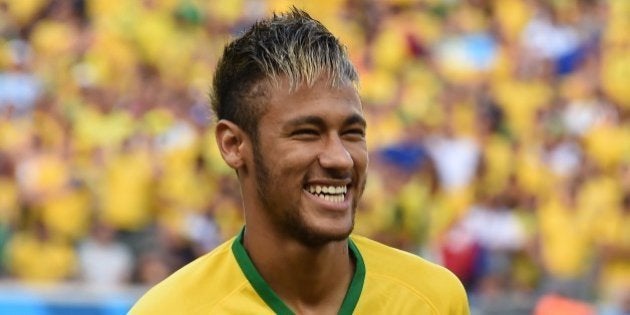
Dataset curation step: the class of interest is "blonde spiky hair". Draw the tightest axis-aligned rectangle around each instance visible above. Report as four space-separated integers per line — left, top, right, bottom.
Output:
211 7 358 140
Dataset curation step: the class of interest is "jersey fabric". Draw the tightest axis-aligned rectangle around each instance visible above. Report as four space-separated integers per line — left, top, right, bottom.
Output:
130 228 470 314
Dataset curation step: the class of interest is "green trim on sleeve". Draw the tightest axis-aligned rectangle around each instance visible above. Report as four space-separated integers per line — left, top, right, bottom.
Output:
231 227 366 315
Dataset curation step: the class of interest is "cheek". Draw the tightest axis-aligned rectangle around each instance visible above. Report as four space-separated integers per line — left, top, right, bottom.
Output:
350 146 369 171
266 149 316 179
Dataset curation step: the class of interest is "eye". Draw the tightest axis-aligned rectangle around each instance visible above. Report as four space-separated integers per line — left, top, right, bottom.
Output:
343 128 366 140
291 129 320 139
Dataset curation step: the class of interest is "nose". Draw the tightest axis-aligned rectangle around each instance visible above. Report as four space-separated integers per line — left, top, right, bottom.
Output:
318 134 353 171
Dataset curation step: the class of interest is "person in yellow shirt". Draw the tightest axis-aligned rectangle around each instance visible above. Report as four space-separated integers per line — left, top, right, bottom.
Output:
100 138 154 232
597 192 630 302
6 220 76 282
536 178 596 301
131 8 469 314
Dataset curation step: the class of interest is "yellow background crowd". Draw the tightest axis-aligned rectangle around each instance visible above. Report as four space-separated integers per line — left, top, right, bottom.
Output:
0 0 628 312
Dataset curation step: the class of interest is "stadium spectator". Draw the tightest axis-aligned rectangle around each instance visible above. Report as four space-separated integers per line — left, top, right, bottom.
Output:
0 0 626 312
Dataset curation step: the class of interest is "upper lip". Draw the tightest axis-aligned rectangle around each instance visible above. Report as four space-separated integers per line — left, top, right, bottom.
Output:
304 179 352 187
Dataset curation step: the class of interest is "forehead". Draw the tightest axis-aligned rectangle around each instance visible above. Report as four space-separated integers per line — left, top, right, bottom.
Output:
260 77 363 125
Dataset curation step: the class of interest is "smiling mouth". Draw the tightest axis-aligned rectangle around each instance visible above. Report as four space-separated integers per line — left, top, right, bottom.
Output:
304 184 348 203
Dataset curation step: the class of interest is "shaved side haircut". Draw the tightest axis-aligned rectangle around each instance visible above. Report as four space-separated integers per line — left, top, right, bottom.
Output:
210 7 358 142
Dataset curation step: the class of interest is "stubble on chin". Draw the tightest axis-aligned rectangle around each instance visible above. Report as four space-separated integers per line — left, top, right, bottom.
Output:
252 143 365 248
285 208 355 248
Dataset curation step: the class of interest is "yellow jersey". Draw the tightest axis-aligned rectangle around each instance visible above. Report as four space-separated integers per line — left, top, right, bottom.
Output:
130 228 469 314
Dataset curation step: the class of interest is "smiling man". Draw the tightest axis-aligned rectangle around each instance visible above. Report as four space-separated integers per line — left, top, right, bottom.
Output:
130 8 469 315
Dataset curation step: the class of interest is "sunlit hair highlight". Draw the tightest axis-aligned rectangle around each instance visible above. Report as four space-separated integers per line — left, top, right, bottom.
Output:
210 7 358 140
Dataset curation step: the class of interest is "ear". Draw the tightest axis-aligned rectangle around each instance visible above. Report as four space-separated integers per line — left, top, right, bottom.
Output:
215 120 249 170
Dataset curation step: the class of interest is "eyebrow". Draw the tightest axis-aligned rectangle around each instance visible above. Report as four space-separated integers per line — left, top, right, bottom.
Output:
286 115 326 129
344 114 367 129
285 114 367 129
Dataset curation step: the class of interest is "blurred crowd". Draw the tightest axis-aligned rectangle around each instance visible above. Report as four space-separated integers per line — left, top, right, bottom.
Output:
0 0 628 313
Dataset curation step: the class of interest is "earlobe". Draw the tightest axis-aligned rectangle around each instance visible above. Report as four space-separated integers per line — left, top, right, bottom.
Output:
215 120 247 169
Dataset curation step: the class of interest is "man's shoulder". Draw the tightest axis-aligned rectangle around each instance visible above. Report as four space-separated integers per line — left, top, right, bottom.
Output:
351 234 451 278
351 234 468 311
129 238 248 314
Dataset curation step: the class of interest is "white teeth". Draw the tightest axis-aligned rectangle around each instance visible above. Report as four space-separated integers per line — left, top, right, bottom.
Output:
304 185 347 203
306 185 347 194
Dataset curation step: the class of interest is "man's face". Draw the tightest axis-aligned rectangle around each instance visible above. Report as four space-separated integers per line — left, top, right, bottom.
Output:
251 77 368 247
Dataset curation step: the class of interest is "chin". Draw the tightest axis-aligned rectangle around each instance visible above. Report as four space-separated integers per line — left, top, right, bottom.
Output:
290 221 354 248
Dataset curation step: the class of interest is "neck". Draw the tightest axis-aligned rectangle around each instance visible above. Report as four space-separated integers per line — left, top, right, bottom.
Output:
243 224 355 314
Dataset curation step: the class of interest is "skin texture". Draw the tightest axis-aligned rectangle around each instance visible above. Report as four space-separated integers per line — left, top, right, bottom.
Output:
215 76 368 314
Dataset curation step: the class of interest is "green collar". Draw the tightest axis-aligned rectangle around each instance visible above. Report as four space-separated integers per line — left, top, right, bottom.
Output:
231 228 365 315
